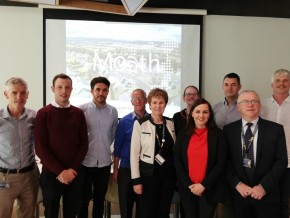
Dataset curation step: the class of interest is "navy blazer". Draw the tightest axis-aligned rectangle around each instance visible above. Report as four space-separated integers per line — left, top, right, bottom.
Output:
174 128 227 204
223 117 288 203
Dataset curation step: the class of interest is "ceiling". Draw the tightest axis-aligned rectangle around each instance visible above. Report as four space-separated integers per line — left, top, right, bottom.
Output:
2 0 290 19
116 0 290 19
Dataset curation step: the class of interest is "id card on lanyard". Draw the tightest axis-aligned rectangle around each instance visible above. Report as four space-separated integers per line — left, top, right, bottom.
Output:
242 124 258 168
155 121 166 165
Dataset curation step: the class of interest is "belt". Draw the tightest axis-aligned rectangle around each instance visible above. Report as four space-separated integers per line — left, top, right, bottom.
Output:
0 163 35 174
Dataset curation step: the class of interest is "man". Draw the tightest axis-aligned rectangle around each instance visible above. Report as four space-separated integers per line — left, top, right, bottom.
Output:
78 76 118 218
35 73 88 218
261 69 290 218
224 90 288 218
213 72 242 129
0 77 39 218
213 72 242 218
173 85 200 136
113 89 148 218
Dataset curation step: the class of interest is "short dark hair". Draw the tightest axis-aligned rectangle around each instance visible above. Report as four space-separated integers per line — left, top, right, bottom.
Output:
223 72 240 84
90 76 110 90
186 98 217 136
52 74 72 86
183 85 199 97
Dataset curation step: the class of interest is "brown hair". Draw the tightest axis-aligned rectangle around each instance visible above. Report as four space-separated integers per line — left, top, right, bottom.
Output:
147 88 168 104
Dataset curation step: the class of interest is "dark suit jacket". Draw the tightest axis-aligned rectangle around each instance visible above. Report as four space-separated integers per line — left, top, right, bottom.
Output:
174 127 227 204
223 117 288 203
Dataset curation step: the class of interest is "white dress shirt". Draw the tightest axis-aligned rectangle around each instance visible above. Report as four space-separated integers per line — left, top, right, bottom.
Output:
261 95 290 168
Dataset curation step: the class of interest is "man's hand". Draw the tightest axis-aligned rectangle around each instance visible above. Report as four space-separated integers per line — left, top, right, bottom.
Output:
112 170 118 184
56 168 77 185
133 184 143 195
251 184 266 200
236 182 253 198
112 157 119 184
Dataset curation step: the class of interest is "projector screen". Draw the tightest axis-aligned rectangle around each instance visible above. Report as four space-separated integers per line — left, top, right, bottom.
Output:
44 9 202 118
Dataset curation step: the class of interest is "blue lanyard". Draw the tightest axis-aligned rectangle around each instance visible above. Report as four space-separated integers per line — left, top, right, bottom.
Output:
241 124 258 153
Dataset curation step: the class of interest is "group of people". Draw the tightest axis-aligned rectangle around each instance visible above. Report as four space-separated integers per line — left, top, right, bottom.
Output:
0 69 289 218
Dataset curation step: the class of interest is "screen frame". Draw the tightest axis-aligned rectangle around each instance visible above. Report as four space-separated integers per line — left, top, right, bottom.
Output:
43 9 203 116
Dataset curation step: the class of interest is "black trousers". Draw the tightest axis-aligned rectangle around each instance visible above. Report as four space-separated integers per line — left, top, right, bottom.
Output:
77 165 111 218
139 170 176 218
232 196 279 218
180 187 216 218
40 169 84 218
280 168 290 218
118 167 140 218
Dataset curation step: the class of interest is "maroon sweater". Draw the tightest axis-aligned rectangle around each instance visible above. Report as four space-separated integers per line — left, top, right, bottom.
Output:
35 104 88 175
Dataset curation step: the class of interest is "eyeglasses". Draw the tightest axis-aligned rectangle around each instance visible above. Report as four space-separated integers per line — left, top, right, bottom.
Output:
132 97 146 102
185 93 199 97
238 100 260 105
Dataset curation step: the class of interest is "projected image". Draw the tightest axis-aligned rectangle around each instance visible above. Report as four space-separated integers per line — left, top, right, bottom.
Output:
66 21 181 117
45 15 200 118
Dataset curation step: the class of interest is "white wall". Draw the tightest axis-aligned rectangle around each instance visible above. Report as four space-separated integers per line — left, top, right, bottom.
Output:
202 15 290 105
0 6 42 110
1 8 290 110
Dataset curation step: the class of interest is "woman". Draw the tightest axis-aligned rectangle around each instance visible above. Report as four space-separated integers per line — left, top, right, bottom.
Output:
174 98 227 218
130 88 176 218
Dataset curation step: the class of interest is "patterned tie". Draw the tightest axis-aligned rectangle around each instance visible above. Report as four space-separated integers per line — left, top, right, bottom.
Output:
243 123 254 180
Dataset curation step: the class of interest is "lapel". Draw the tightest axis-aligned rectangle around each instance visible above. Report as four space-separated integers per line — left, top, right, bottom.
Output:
256 117 264 164
207 130 216 172
183 135 190 169
231 120 248 177
233 120 243 159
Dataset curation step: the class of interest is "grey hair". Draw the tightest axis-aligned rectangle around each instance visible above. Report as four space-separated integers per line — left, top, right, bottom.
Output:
131 89 147 99
5 77 28 92
271 69 290 83
237 90 260 103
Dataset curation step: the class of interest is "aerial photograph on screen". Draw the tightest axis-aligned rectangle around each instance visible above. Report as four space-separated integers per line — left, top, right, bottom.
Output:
66 20 182 117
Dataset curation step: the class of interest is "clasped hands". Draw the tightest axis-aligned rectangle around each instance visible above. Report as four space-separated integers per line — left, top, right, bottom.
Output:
133 184 143 195
189 183 205 196
56 168 77 185
236 182 266 200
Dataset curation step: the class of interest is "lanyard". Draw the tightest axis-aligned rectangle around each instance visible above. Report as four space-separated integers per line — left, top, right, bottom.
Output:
155 121 166 149
241 124 258 154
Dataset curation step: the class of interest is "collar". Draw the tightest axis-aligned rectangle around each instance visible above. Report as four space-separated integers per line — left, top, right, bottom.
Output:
242 117 259 127
132 111 149 120
51 101 71 108
3 106 27 119
223 98 238 106
92 100 107 109
270 95 290 103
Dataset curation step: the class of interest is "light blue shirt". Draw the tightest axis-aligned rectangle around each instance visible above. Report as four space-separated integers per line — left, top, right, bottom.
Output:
0 107 36 169
79 101 118 167
213 99 241 129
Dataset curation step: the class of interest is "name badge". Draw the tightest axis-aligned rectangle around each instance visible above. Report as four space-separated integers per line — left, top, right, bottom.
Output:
155 153 165 165
243 158 252 168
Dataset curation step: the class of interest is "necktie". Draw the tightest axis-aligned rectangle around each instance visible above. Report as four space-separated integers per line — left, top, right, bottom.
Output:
243 123 254 180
